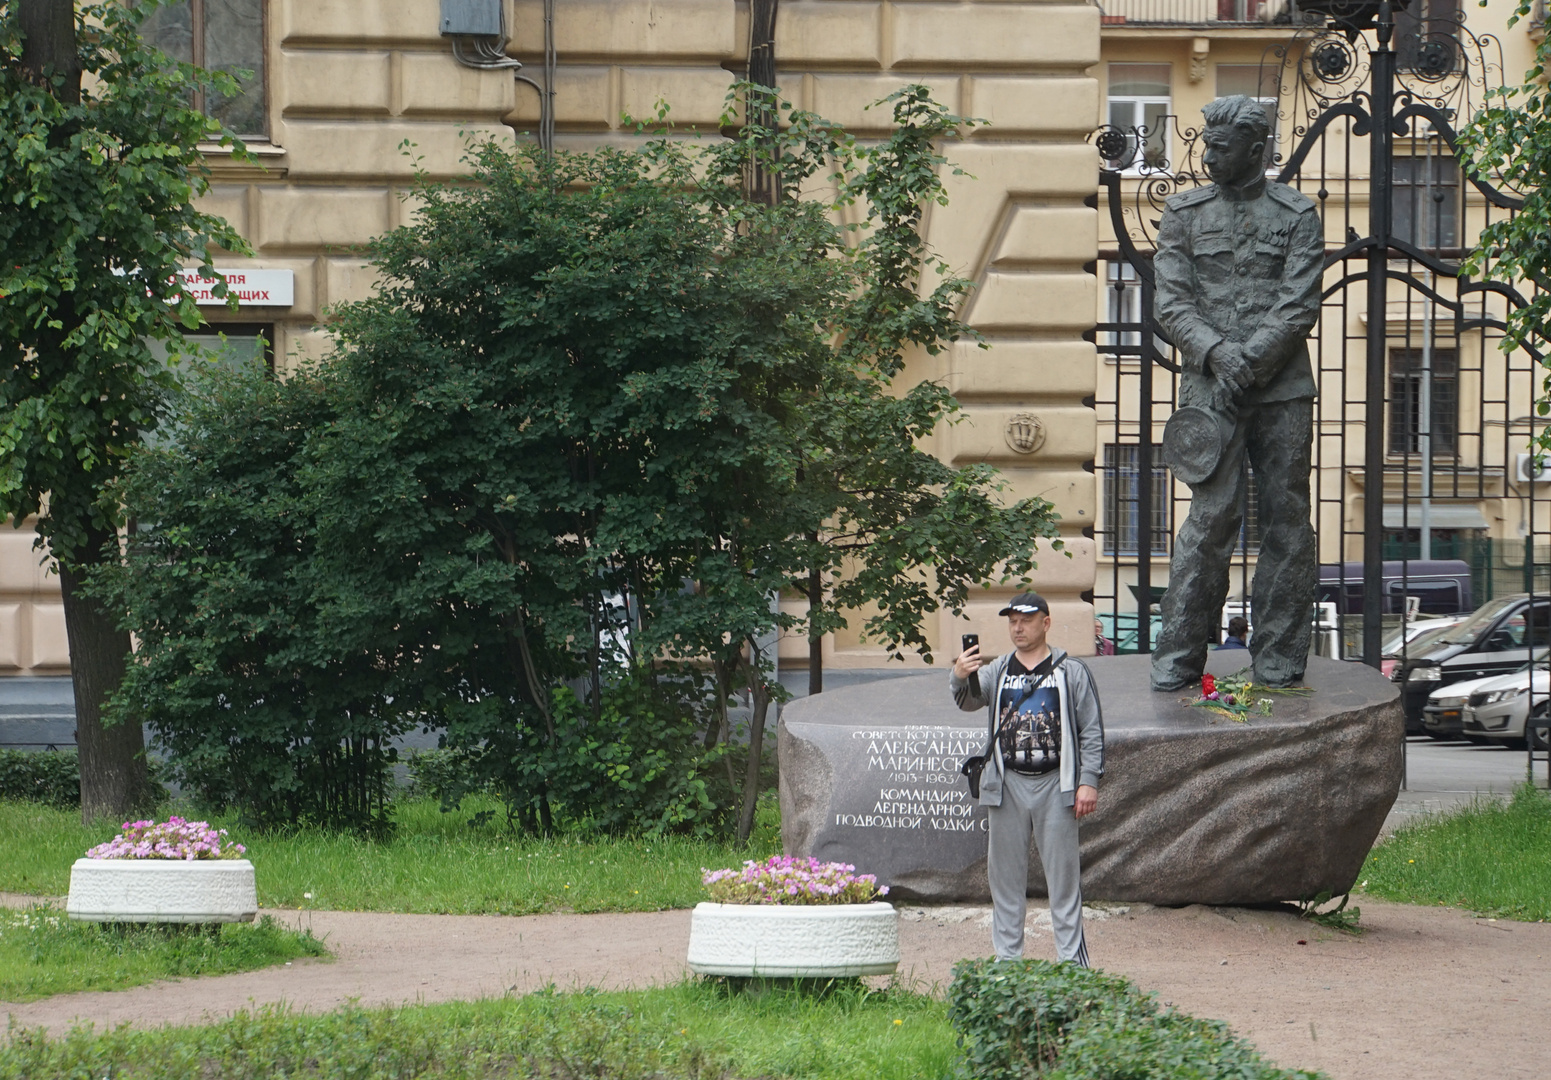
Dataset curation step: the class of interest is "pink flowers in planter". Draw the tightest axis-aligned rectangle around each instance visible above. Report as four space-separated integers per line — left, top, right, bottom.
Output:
85 816 247 861
702 855 888 905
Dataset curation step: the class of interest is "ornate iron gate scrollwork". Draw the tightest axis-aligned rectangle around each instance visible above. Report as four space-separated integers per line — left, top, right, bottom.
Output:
1089 2 1549 699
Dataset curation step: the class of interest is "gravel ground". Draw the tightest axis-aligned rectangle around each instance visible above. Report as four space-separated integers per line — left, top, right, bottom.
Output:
2 893 1546 1080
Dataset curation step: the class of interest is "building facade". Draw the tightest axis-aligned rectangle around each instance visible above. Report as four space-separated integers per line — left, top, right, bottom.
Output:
1 0 1106 678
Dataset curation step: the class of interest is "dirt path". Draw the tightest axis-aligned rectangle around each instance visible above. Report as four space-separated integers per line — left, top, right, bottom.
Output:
2 894 1545 1080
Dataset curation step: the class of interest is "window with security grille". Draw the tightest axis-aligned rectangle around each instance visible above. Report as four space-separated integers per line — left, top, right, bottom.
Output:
1103 444 1170 555
1392 156 1460 251
141 0 268 139
1388 348 1459 455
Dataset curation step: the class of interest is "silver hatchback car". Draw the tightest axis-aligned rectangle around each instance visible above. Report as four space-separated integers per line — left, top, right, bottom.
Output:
1461 662 1551 750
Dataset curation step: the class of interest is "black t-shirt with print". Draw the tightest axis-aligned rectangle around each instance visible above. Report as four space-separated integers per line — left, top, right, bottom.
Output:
995 653 1061 775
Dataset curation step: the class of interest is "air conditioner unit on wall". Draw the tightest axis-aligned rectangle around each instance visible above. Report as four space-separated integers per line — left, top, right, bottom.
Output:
1515 453 1551 483
440 0 503 37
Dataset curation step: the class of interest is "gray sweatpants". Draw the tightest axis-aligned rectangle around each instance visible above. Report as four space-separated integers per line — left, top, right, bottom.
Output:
986 769 1089 965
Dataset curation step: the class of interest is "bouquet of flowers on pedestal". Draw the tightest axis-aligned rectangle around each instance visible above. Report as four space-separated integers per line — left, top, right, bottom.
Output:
1190 671 1310 722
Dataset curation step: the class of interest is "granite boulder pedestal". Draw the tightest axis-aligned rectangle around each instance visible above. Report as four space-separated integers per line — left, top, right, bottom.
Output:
778 653 1402 905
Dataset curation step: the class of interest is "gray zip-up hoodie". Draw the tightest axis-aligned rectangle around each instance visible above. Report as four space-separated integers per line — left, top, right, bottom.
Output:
948 646 1105 808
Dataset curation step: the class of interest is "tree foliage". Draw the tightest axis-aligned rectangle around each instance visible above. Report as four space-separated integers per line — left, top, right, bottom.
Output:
0 0 248 820
1458 0 1551 447
0 0 245 563
102 86 1059 835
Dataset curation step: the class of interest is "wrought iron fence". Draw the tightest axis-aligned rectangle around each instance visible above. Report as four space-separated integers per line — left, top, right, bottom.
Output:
1090 6 1551 783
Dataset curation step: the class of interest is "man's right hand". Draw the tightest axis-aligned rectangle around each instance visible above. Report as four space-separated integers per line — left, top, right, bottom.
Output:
1209 342 1253 390
953 644 982 679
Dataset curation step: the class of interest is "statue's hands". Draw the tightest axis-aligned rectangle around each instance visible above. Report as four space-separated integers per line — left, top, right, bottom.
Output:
1209 377 1240 419
1209 342 1253 390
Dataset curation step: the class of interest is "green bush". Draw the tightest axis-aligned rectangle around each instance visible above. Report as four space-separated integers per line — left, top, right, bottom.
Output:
948 959 1149 1079
98 367 410 833
1047 1010 1322 1080
100 86 1054 839
414 676 725 837
947 959 1322 1080
0 750 80 809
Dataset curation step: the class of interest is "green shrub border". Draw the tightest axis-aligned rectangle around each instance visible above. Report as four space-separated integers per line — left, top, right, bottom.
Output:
0 749 81 809
947 958 1324 1079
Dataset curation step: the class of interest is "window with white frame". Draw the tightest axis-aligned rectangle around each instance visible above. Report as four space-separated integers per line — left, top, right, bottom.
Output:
1106 64 1171 173
1215 64 1280 171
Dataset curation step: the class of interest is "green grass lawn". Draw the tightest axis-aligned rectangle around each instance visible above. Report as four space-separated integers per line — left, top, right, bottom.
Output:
0 907 327 1002
0 794 782 915
0 979 955 1080
1359 783 1551 921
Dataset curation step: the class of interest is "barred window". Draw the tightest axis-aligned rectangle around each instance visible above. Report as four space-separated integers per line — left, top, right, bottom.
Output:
1392 156 1460 251
1389 348 1459 455
1103 444 1170 556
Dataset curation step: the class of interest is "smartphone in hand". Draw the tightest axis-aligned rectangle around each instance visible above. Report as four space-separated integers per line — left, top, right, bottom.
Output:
961 633 979 653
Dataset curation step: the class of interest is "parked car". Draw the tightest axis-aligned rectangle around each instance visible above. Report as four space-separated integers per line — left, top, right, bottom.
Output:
1391 594 1551 734
1460 660 1551 750
1380 617 1464 679
1422 673 1507 740
1318 559 1473 616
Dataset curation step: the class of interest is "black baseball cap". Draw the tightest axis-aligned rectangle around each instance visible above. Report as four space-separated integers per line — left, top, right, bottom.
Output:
998 592 1050 617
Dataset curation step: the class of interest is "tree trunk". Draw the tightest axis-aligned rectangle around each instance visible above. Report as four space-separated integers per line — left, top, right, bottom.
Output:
19 0 80 104
736 660 771 843
59 552 145 824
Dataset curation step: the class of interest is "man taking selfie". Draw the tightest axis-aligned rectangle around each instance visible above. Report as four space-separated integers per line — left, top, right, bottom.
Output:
950 593 1105 965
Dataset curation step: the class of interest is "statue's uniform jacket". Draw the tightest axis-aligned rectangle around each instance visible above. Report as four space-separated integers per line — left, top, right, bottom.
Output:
1149 176 1326 690
1152 178 1324 408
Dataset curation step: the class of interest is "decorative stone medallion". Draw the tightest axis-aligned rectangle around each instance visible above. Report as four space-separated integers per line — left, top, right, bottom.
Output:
685 901 900 978
66 858 259 924
1004 412 1046 455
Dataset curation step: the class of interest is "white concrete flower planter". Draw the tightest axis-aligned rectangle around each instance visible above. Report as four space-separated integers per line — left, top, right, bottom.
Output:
66 858 259 924
686 901 900 978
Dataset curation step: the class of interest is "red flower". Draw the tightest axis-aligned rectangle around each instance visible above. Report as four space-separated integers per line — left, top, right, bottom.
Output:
1201 673 1217 697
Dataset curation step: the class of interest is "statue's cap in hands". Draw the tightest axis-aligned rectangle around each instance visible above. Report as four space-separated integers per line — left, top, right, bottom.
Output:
999 592 1050 617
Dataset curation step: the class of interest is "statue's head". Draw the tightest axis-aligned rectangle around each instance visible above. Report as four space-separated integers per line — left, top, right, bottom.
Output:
1201 94 1270 188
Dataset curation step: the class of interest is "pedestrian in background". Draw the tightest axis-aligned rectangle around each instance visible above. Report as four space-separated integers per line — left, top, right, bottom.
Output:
1218 615 1249 650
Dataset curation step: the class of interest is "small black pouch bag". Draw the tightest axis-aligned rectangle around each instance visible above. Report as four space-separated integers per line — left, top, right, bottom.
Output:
959 753 988 799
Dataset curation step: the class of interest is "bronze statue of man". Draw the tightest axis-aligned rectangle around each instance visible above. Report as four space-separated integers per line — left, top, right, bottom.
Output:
1149 95 1325 691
